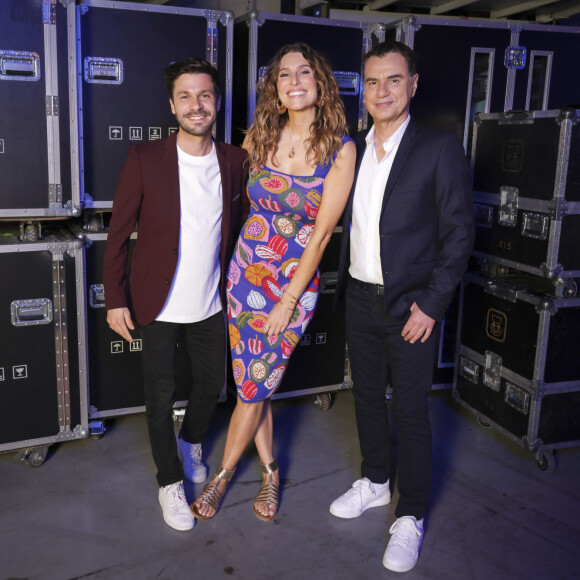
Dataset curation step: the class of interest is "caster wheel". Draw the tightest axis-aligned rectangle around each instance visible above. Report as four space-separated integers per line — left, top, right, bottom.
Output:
314 393 332 412
14 450 30 464
536 450 555 473
28 446 49 467
89 421 107 439
477 416 492 429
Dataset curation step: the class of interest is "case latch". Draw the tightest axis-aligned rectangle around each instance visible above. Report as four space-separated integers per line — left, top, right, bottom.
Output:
458 356 479 384
504 381 530 414
483 350 502 392
521 212 549 240
498 186 518 227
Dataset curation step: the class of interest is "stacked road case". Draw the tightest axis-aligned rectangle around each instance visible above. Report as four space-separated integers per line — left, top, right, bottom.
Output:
0 225 88 465
0 0 81 218
454 273 580 472
75 0 235 209
332 11 580 153
453 108 580 470
470 108 580 281
1 0 236 453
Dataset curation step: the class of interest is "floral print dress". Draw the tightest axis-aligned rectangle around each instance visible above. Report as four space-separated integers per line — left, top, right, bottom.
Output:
226 154 341 403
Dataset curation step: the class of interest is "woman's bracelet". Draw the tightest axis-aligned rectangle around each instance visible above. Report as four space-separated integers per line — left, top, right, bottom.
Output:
283 289 298 303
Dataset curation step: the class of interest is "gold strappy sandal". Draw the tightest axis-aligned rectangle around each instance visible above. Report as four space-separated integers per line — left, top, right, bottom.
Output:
253 459 279 522
190 465 235 520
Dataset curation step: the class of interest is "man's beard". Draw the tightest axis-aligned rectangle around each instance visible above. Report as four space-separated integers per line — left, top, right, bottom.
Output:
177 111 215 137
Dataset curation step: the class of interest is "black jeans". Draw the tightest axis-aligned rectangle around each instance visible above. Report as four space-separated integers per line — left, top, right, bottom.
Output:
345 279 439 520
139 311 226 487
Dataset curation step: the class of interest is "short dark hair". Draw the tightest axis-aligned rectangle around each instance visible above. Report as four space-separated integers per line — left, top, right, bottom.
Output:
163 58 220 100
362 41 417 78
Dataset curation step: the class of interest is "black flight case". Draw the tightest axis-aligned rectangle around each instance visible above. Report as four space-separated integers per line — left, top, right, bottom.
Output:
471 108 580 283
453 272 580 472
75 0 234 210
0 224 88 465
0 0 81 219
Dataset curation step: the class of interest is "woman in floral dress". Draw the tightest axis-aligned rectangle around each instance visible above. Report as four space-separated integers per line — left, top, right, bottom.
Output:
192 43 355 522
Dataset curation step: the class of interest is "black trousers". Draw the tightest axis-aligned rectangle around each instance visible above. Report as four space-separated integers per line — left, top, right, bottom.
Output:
345 279 439 520
139 311 226 487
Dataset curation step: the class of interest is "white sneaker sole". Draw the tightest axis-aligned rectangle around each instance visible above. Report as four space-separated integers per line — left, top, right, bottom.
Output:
383 554 419 573
161 512 196 531
190 468 208 484
329 492 391 519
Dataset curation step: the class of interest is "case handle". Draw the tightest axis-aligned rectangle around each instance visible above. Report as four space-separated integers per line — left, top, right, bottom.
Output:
84 57 123 85
0 50 41 81
10 299 53 326
89 284 106 308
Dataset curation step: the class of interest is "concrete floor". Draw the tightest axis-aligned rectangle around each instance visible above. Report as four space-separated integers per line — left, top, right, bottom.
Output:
1 388 579 580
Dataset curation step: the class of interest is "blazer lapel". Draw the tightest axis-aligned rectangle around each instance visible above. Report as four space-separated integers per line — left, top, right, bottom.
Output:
163 131 181 218
215 141 233 263
380 120 418 214
343 131 369 229
215 141 232 208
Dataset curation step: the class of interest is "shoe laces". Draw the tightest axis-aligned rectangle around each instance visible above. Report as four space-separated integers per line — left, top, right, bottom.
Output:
389 518 422 548
181 438 202 465
164 482 186 510
346 478 375 502
188 443 202 465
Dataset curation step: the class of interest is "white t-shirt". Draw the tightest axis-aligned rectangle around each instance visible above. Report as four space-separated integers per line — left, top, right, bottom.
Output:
156 142 223 323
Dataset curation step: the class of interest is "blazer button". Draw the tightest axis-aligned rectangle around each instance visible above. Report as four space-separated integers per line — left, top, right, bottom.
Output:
173 248 178 254
165 279 170 285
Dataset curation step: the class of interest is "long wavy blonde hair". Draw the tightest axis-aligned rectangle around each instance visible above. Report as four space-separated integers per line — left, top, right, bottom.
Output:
244 43 348 171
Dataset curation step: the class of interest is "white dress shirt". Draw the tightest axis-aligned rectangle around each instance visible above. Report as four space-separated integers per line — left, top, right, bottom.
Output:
349 117 411 285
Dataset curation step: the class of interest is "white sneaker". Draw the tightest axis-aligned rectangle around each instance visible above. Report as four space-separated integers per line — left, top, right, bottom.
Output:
329 477 391 519
383 516 424 572
177 434 208 484
158 481 195 531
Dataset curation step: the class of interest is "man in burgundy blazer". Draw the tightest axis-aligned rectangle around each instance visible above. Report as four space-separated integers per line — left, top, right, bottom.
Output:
103 58 248 532
330 42 474 572
104 132 247 325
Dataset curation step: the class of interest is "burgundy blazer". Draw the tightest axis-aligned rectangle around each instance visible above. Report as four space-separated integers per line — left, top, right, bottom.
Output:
103 131 249 326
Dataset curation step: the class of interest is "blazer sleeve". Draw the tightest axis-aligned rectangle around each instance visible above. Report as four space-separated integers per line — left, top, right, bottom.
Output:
103 145 143 311
416 133 475 320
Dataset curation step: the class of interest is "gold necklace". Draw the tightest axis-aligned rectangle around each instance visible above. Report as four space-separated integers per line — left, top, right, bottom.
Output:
288 126 297 158
288 126 308 159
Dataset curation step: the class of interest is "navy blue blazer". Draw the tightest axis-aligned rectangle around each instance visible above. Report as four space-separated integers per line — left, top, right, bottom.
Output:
336 119 475 322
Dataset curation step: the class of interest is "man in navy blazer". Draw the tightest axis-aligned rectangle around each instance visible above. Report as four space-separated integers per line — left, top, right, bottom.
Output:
330 42 474 572
104 58 248 532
